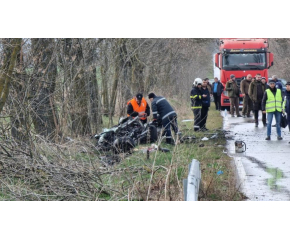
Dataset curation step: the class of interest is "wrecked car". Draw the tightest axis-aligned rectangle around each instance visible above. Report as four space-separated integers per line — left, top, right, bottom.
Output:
94 116 160 153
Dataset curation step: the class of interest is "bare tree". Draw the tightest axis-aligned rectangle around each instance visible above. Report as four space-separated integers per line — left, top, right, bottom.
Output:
0 38 22 113
30 38 58 140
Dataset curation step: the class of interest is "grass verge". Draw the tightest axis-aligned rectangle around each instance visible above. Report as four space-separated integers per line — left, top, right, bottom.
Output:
0 104 245 201
92 105 245 201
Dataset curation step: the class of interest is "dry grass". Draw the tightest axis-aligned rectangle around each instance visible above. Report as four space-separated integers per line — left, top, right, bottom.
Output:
0 99 244 201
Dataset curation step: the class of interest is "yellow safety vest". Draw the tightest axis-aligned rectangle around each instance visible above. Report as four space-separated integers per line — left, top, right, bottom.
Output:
265 89 282 113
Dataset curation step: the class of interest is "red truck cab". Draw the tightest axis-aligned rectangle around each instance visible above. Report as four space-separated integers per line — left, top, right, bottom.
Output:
214 38 274 110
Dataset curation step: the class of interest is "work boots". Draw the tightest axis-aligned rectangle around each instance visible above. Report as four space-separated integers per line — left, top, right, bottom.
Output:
194 127 200 132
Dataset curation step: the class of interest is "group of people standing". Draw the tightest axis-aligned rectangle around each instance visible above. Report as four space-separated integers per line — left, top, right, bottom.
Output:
190 78 213 132
226 73 290 141
241 73 267 126
126 74 290 144
190 77 225 132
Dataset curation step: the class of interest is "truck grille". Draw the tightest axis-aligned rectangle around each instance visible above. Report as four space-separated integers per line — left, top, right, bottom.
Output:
235 77 245 87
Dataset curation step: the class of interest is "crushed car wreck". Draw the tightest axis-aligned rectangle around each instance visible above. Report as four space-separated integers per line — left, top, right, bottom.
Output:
94 116 159 153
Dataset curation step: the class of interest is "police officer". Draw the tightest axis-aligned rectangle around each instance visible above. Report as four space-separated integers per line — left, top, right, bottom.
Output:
272 75 283 90
148 92 179 145
283 82 290 132
127 93 150 124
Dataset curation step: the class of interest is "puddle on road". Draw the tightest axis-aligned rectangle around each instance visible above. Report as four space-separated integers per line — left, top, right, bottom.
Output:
266 167 284 191
242 155 285 192
223 114 290 200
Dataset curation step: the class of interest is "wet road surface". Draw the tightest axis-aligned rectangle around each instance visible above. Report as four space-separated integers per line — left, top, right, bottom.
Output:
223 111 290 200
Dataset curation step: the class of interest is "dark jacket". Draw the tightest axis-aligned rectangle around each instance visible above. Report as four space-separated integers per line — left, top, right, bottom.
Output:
207 83 213 94
201 87 211 107
190 86 203 108
151 96 176 121
248 80 267 102
212 81 224 96
274 80 283 91
240 79 252 95
284 90 290 115
225 80 240 98
264 83 269 90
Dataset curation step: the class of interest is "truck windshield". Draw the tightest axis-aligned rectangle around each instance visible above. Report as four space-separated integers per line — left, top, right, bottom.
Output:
222 53 266 70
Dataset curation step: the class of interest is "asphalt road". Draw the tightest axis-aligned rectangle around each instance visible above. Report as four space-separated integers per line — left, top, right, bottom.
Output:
223 111 290 201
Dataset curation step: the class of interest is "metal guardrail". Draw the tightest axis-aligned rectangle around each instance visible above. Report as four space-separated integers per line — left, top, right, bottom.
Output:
183 159 201 201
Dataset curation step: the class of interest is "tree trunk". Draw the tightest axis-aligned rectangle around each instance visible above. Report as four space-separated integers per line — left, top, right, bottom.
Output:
84 39 102 133
10 39 29 141
30 38 58 140
70 39 90 135
100 40 109 117
0 38 22 114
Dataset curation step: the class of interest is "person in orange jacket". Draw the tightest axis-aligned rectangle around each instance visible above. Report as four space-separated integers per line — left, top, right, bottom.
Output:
127 93 150 124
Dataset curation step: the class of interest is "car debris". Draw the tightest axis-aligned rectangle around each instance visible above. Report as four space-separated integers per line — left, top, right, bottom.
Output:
217 170 224 176
181 119 195 122
100 155 121 166
94 116 160 153
141 144 170 155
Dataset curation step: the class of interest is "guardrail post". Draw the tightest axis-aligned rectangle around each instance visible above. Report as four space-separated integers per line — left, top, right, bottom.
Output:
184 159 201 201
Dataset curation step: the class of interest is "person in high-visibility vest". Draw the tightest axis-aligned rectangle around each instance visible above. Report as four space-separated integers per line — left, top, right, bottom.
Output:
127 93 150 124
262 79 283 140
